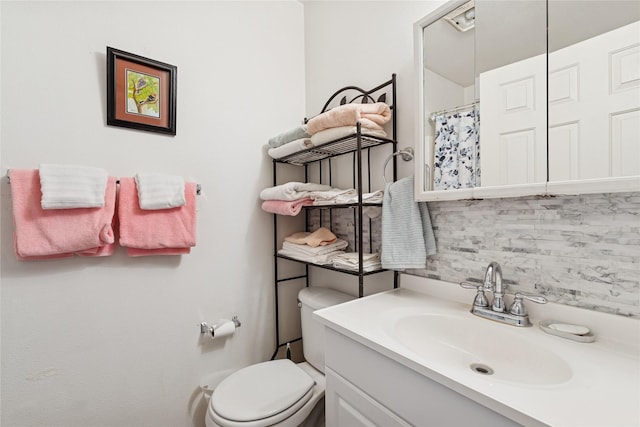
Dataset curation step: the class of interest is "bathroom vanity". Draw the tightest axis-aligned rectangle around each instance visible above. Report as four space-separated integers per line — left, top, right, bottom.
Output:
314 276 640 427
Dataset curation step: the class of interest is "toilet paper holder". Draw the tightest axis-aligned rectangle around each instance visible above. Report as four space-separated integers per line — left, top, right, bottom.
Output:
200 316 241 338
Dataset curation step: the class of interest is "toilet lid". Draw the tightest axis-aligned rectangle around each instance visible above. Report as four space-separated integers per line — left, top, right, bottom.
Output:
211 359 315 422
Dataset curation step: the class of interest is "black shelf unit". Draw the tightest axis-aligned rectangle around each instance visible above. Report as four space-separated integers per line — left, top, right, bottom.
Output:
271 75 400 359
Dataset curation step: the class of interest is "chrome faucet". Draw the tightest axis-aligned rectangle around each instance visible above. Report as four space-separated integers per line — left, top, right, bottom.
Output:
483 261 505 313
460 261 547 327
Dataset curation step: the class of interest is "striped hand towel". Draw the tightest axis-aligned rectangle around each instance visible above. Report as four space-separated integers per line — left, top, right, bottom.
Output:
381 176 436 270
39 164 108 209
134 173 186 210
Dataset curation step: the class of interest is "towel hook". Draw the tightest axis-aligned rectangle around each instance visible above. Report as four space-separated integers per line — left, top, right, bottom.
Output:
383 148 414 184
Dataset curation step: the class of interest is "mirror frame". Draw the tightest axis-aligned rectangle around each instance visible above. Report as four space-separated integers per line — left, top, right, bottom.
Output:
414 1 640 202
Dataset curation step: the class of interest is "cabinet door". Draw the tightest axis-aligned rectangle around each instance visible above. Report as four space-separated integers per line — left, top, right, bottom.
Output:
326 367 411 427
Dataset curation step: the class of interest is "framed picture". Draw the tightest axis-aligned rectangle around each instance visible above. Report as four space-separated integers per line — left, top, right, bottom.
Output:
106 47 177 135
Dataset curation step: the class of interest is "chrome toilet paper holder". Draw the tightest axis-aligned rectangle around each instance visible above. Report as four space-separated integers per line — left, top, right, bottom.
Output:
200 315 242 337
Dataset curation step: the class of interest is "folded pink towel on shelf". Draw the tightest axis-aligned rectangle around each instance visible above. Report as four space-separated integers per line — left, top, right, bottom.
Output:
118 177 197 253
306 102 391 135
10 169 116 260
261 197 314 216
284 227 337 247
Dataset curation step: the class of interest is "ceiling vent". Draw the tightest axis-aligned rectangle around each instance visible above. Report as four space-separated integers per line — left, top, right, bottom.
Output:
444 0 475 32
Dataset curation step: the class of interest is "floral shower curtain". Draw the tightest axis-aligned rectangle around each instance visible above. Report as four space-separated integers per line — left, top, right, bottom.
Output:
433 107 480 190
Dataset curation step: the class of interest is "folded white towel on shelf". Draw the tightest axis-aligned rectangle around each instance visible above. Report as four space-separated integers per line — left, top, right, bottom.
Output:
277 248 345 265
362 190 384 204
310 188 358 204
312 189 384 205
332 252 381 272
282 238 348 256
39 163 108 209
134 173 186 210
260 182 332 201
310 126 387 147
267 138 314 159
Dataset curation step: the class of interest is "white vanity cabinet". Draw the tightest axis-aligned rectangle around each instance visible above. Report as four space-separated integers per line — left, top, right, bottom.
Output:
324 328 520 427
317 282 640 427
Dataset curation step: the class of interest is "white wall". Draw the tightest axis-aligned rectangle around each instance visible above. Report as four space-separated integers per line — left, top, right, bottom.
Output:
304 1 442 176
0 2 304 426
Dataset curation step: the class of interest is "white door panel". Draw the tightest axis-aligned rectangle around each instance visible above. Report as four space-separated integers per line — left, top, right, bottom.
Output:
480 54 547 186
549 21 640 180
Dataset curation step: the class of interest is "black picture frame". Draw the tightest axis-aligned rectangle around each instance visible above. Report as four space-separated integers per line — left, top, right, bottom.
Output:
106 47 177 135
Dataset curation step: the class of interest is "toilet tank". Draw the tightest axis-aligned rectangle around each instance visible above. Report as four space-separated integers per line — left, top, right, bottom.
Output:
298 287 355 373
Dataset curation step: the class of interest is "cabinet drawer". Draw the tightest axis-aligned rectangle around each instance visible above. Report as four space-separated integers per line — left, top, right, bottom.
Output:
326 367 411 427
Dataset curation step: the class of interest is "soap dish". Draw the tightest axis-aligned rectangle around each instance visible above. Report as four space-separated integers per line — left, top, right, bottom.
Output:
539 319 596 343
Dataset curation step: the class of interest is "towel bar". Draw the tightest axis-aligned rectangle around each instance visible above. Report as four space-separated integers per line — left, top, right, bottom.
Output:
382 148 414 184
6 171 201 195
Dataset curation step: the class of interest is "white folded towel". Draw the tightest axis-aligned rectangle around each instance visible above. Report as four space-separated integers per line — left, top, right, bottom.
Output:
332 252 381 272
134 173 186 210
267 138 314 159
311 189 384 205
39 163 108 209
260 182 332 201
364 192 384 205
282 238 348 256
310 188 358 204
277 248 345 265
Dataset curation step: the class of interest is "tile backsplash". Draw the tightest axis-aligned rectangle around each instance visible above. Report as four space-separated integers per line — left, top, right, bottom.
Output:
311 192 640 318
409 192 640 318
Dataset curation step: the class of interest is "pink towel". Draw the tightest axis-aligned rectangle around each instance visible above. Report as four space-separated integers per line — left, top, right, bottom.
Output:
10 169 116 260
261 197 313 216
306 102 391 135
126 247 191 257
118 177 196 252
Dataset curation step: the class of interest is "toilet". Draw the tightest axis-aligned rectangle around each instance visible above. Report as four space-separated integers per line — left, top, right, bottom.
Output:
205 287 354 427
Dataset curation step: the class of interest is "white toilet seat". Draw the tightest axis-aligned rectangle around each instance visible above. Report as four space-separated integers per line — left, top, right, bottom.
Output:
208 359 316 427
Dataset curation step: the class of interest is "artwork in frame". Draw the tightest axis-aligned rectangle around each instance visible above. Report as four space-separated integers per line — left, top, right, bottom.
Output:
106 47 177 135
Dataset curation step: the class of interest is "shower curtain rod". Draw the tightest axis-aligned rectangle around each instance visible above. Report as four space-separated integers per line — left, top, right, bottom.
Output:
429 100 479 122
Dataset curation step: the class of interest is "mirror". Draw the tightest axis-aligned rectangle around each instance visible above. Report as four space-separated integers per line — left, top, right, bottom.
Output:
476 0 547 189
421 0 477 199
414 0 640 201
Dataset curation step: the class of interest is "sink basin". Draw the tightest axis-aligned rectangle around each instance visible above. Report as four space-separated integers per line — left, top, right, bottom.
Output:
392 313 573 386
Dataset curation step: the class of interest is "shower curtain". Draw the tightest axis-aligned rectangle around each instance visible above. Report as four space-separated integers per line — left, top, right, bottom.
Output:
433 107 480 190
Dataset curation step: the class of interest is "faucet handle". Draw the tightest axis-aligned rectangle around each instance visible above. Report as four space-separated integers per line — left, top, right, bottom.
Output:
460 281 480 289
460 281 489 308
509 292 547 316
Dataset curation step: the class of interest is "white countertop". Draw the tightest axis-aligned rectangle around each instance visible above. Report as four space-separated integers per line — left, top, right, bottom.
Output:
314 277 640 427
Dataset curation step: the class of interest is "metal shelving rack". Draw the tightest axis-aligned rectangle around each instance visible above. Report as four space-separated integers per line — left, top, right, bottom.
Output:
270 75 399 359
